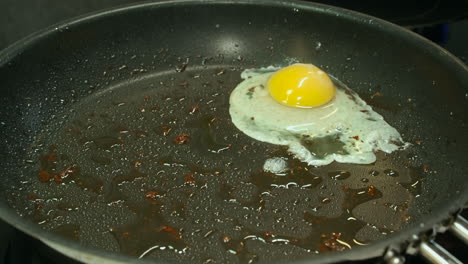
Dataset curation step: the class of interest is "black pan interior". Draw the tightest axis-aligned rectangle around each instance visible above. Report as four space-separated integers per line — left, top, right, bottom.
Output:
0 1 467 264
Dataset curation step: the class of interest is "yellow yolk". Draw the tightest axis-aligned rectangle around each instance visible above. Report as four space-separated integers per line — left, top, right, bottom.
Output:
267 63 336 108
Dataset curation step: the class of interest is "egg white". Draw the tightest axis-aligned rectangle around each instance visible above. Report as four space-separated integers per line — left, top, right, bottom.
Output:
229 67 407 166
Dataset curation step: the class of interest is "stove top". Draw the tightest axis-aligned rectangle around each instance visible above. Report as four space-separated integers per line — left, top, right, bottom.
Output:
0 1 467 264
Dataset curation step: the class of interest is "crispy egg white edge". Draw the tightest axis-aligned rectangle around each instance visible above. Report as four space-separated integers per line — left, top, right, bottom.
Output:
230 67 408 167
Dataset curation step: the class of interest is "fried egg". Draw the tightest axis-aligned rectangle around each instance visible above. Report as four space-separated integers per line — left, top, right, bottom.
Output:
229 63 407 166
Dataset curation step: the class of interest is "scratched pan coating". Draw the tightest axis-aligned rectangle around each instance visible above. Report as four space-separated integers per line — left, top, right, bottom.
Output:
0 1 467 264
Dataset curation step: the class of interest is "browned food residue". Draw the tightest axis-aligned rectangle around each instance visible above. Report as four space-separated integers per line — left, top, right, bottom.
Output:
174 133 190 144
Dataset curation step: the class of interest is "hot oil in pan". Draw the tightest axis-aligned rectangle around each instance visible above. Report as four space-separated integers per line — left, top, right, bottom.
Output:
11 66 427 263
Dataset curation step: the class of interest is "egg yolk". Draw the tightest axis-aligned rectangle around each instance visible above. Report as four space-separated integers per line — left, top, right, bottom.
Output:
267 63 336 108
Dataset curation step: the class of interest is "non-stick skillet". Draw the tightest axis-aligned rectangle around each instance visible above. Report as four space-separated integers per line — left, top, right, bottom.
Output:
0 1 467 264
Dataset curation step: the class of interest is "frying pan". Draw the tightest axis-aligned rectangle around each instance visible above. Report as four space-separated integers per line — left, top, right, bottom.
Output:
0 0 467 263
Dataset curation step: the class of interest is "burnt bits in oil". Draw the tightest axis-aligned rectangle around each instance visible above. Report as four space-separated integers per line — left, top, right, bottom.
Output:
11 66 425 264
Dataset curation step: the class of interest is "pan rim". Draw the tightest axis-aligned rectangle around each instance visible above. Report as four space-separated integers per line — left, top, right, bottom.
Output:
0 0 467 263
